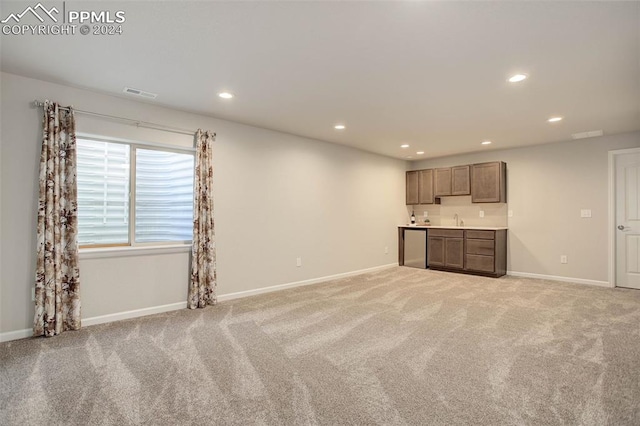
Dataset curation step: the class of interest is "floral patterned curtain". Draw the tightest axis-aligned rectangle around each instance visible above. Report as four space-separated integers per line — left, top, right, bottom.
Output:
33 101 81 337
188 129 217 309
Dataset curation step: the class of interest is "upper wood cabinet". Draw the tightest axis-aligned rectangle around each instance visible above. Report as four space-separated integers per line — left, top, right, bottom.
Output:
451 165 471 195
406 171 419 205
435 165 470 197
434 168 452 197
418 169 434 204
471 161 506 203
407 161 506 205
407 169 436 205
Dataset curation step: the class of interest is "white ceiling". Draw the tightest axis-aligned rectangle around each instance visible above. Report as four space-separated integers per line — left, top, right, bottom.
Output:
1 1 639 159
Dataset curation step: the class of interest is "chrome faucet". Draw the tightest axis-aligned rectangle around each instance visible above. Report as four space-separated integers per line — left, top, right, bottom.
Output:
454 213 459 227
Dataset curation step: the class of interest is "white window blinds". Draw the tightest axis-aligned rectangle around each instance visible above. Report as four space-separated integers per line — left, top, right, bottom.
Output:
135 149 194 242
77 139 130 245
76 138 194 246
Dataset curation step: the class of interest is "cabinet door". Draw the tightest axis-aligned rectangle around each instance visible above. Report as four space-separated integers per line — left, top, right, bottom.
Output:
418 169 434 204
445 238 464 269
427 237 444 267
406 171 419 205
451 165 471 195
434 167 452 197
471 162 506 203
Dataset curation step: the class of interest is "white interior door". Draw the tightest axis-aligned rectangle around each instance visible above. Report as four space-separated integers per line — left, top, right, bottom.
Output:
616 151 640 289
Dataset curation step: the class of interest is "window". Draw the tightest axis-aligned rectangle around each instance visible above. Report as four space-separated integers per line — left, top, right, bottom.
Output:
77 137 194 247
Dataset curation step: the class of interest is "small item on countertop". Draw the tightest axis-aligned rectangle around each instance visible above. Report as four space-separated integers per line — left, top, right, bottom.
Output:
410 210 416 225
424 218 430 225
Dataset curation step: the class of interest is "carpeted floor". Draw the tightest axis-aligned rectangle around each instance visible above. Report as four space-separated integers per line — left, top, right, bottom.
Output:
2 267 640 425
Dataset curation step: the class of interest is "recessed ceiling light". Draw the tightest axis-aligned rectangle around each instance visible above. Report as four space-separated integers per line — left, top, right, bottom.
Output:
508 74 528 83
401 144 410 148
416 151 425 155
481 141 492 145
334 124 346 130
547 116 563 123
218 92 234 99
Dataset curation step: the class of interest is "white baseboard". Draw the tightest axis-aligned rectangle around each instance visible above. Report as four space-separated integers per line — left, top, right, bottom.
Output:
218 263 399 302
0 301 188 343
0 263 398 343
507 271 611 288
0 328 33 343
82 301 188 327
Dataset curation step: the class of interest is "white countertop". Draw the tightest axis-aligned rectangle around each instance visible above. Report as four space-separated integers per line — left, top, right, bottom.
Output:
399 225 508 230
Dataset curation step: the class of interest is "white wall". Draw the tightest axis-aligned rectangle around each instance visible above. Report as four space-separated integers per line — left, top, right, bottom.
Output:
0 72 407 335
410 133 640 284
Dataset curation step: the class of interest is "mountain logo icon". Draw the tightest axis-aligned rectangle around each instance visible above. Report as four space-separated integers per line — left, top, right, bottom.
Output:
1 3 59 24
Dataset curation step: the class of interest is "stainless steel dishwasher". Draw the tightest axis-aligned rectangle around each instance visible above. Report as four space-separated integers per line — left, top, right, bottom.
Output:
404 229 427 269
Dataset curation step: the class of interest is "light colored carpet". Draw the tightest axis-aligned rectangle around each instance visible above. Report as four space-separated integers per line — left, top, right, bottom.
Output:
2 267 640 425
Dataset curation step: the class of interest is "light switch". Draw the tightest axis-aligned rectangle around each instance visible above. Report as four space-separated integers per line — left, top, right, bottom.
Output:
423 211 428 218
580 209 592 218
508 210 513 217
479 210 485 218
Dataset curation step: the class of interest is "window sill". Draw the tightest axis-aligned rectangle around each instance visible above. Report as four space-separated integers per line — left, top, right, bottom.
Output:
79 244 192 260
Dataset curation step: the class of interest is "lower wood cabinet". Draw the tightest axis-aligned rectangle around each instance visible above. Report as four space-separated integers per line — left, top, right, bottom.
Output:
427 236 444 266
427 228 507 277
445 238 464 269
427 229 464 269
464 230 507 277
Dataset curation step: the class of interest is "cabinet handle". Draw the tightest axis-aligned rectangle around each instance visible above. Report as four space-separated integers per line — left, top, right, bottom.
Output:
618 225 629 231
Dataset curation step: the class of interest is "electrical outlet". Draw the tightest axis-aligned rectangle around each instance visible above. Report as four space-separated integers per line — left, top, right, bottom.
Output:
384 246 389 254
508 210 513 217
423 211 428 218
560 255 568 264
296 257 302 267
580 209 592 218
31 287 36 301
479 210 485 218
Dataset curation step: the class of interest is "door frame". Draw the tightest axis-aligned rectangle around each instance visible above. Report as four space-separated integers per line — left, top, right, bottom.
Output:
608 147 640 288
